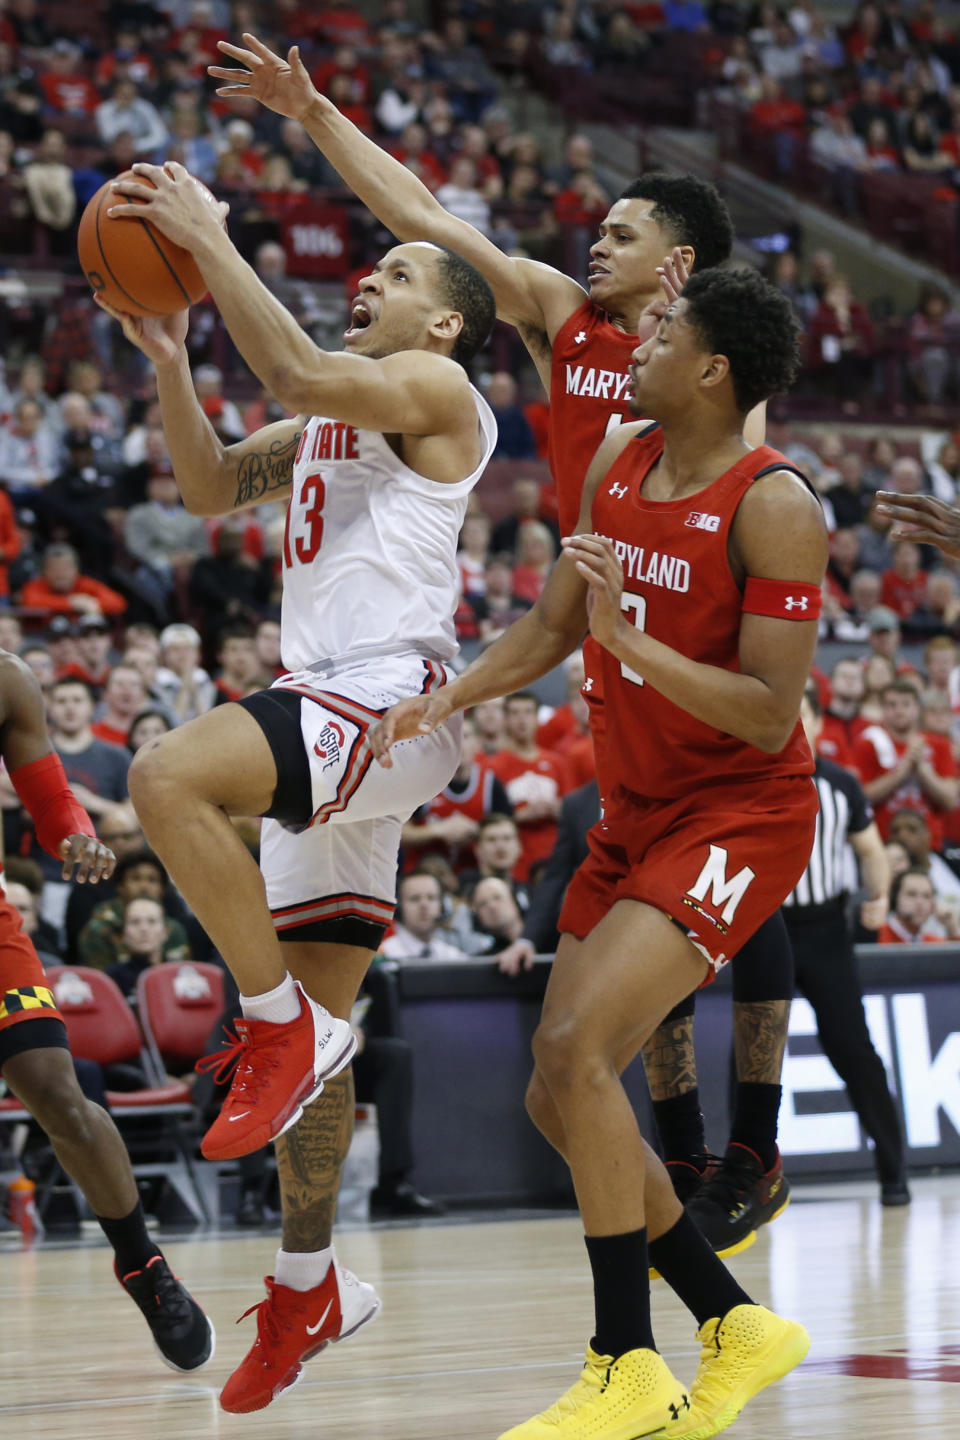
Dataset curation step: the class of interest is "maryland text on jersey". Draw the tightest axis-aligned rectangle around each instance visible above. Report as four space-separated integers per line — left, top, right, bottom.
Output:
605 536 692 594
563 363 633 402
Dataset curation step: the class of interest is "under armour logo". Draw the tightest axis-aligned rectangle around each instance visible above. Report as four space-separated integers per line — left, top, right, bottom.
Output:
668 1395 691 1420
609 482 628 498
574 330 587 343
784 596 808 611
582 677 594 693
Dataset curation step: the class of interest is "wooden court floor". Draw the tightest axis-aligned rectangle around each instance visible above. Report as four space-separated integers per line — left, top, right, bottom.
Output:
0 1176 957 1439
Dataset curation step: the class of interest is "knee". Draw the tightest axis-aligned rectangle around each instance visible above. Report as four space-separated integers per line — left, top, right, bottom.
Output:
127 736 181 818
12 1066 94 1145
531 1017 607 1099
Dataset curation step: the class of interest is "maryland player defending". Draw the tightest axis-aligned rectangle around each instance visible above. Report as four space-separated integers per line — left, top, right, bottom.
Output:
209 32 803 1250
101 165 496 1412
374 269 826 1440
0 652 213 1370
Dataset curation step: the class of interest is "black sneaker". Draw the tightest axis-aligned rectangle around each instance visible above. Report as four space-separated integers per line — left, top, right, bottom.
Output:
686 1142 790 1257
665 1153 720 1204
880 1178 911 1207
117 1253 216 1371
370 1182 446 1219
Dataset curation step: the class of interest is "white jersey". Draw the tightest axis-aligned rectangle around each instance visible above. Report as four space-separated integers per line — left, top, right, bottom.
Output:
280 387 497 670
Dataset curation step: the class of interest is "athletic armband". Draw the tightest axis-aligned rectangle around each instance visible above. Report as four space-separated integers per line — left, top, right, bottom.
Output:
742 578 822 621
9 753 95 859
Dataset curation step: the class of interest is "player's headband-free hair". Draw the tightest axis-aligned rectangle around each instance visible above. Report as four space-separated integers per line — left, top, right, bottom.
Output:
742 578 822 621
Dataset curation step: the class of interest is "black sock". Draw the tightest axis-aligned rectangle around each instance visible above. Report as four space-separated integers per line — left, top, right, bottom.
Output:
652 1089 706 1162
648 1212 752 1329
584 1229 656 1359
97 1202 160 1277
729 1083 781 1171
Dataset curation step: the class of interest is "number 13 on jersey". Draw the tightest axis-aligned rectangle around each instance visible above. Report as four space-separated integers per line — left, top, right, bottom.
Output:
620 593 646 685
283 475 326 567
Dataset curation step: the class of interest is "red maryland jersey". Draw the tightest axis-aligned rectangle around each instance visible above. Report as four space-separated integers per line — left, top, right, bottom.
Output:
407 763 500 873
591 428 815 800
548 301 637 536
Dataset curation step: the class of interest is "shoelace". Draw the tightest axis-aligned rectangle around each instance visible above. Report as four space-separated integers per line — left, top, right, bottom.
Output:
539 1354 608 1425
129 1259 193 1324
696 1157 758 1212
195 1027 281 1101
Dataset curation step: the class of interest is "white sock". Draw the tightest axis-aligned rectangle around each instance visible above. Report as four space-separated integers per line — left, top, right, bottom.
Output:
240 973 301 1025
275 1246 333 1292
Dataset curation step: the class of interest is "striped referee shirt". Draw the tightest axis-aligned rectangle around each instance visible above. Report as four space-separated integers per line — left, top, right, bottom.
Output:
783 757 873 909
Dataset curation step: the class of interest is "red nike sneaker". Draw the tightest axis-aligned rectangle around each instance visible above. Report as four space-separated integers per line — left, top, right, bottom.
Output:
198 983 357 1161
220 1256 381 1414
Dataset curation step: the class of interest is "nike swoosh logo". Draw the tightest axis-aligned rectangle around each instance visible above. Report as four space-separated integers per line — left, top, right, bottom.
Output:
305 1300 334 1336
228 1112 251 1122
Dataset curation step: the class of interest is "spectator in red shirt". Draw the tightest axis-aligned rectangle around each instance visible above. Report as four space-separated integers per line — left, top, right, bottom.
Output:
488 691 570 881
881 540 928 620
878 868 946 943
314 1 372 47
0 484 21 598
20 543 127 619
393 121 447 192
818 655 868 768
750 75 807 135
94 29 156 90
39 40 100 117
512 521 556 605
807 275 877 403
92 663 147 747
854 679 959 847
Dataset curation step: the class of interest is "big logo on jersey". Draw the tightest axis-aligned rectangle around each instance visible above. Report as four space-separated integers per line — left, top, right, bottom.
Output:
684 844 756 932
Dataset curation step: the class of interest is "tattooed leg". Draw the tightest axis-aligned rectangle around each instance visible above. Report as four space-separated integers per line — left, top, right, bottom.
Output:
733 1001 790 1084
642 1005 698 1102
276 1069 356 1252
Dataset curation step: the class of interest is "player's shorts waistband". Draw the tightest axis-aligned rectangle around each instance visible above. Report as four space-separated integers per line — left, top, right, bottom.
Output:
292 641 454 682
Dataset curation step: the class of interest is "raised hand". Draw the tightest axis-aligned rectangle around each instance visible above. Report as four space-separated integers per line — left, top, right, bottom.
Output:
209 34 320 122
561 533 628 652
93 295 188 366
636 246 691 344
368 693 453 769
874 491 960 558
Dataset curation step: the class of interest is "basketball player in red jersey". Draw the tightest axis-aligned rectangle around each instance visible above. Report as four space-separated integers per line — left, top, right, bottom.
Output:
211 33 801 1255
373 268 827 1440
0 651 213 1372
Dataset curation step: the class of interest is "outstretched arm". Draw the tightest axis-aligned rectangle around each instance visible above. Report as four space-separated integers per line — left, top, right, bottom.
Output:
107 164 473 439
369 423 643 765
208 35 586 347
875 491 960 557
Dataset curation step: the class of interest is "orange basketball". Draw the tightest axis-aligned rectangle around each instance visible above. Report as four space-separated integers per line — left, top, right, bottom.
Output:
77 168 220 317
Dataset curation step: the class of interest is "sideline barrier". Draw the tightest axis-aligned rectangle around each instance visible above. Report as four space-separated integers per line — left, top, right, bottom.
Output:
387 946 960 1206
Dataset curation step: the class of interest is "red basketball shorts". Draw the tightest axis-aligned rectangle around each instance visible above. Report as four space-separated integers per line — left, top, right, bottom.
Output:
0 899 62 1042
559 774 818 974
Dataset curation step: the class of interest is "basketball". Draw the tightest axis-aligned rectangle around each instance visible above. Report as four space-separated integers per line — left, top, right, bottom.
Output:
77 168 220 318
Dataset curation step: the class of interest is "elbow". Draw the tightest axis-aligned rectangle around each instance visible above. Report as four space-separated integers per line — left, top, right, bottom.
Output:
752 715 795 755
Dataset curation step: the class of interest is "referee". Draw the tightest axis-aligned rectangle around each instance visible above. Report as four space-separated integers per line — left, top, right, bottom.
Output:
781 686 909 1206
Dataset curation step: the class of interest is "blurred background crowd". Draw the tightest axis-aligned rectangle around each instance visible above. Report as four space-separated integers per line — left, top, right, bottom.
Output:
0 0 959 1004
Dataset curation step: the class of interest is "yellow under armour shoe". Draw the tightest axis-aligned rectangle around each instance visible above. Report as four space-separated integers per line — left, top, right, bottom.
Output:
498 1344 693 1440
651 1304 810 1439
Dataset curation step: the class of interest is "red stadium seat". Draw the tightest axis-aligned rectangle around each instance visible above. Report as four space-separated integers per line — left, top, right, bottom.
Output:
136 962 226 1078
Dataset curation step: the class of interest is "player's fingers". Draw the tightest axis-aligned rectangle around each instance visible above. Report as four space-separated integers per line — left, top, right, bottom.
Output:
242 32 281 62
875 490 945 518
130 161 167 184
289 45 308 73
105 200 150 219
673 245 690 283
92 295 127 321
890 526 939 545
164 160 189 181
214 84 249 98
217 39 261 64
208 65 251 80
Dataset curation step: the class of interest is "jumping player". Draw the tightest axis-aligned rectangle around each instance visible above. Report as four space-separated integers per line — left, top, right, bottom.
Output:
101 161 496 1412
208 31 801 1247
0 650 213 1371
372 268 826 1439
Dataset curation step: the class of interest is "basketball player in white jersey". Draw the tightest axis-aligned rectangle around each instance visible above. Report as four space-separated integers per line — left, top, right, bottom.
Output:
100 161 497 1412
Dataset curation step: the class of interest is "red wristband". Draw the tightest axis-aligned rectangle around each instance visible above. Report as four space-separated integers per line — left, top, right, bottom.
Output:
742 577 822 621
9 753 95 859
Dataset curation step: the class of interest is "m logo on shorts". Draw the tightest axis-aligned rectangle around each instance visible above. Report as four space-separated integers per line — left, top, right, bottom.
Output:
314 720 346 771
685 844 756 926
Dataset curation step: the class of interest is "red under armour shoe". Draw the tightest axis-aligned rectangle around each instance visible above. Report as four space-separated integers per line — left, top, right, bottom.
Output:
220 1256 381 1414
198 983 357 1161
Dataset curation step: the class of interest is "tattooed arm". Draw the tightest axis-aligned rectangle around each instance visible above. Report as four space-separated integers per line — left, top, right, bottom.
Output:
152 346 301 517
